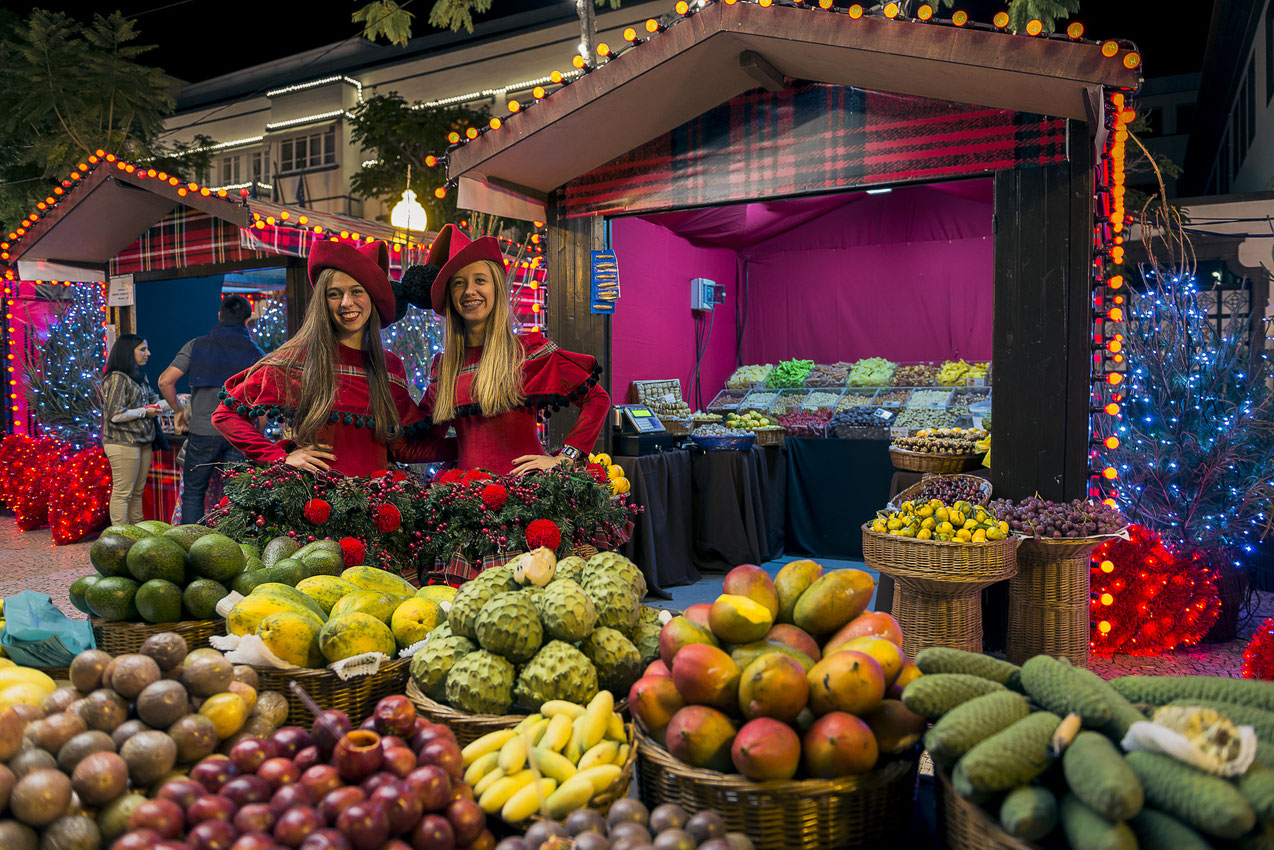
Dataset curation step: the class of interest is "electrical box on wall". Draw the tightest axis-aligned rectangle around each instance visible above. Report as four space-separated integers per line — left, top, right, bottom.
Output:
691 278 726 312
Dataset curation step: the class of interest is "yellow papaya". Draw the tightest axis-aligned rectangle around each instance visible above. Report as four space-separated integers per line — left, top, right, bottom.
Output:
295 576 363 614
256 611 324 667
340 566 416 599
330 591 400 625
318 612 397 662
252 583 327 620
228 594 323 637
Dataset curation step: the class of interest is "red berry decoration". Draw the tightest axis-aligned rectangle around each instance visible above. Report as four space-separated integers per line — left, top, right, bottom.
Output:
585 463 609 485
480 484 508 511
437 469 464 485
374 503 402 533
340 537 367 567
303 498 332 525
1244 618 1274 680
464 469 493 483
525 519 561 550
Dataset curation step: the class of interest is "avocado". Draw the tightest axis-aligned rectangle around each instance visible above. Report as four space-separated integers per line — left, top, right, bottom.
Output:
162 524 217 552
299 549 344 578
296 539 342 560
183 579 229 620
68 575 100 615
89 534 139 578
261 536 300 567
125 536 187 584
135 579 183 624
264 558 305 587
85 577 141 621
239 543 261 562
187 533 247 582
103 524 151 540
232 571 270 597
135 520 172 536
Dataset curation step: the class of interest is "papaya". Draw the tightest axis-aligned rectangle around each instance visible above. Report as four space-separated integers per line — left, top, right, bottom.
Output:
330 591 400 625
228 594 323 637
319 612 397 662
256 611 324 668
251 583 327 620
295 576 363 614
341 566 416 599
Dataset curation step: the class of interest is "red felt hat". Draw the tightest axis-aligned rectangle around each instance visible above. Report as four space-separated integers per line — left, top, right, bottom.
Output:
307 240 398 326
426 223 505 316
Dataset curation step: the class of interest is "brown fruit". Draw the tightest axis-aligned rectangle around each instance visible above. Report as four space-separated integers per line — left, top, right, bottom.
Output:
36 813 100 850
8 748 56 779
802 712 878 778
708 596 774 645
97 792 146 840
9 769 72 827
773 560 823 625
0 764 15 811
730 718 800 780
823 612 903 652
55 730 115 774
792 570 875 636
763 625 821 662
0 707 26 761
9 705 43 725
111 719 152 750
99 657 119 692
136 680 191 729
109 655 162 701
861 699 926 756
665 706 737 771
40 688 82 717
69 651 111 694
120 730 178 786
181 652 234 698
29 713 86 755
0 820 37 850
670 644 740 712
140 632 188 672
721 565 779 618
627 676 686 746
806 650 885 716
71 751 130 806
737 653 808 723
168 714 218 763
232 665 259 689
81 690 129 733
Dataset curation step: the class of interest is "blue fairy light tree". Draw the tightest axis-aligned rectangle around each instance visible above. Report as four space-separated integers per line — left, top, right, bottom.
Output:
249 296 288 354
24 285 107 448
382 302 442 403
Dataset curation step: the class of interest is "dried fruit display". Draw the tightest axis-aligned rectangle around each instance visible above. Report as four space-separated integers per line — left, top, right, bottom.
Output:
891 364 940 387
848 358 896 387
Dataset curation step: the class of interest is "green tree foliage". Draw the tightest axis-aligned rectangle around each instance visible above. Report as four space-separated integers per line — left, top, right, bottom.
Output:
25 285 106 449
348 93 489 223
1007 0 1082 32
354 0 416 46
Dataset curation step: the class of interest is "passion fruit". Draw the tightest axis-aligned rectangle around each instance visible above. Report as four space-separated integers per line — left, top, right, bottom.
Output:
181 652 234 698
109 655 162 701
7 748 56 779
233 666 259 689
0 706 25 761
40 688 82 717
37 813 101 850
168 714 218 763
71 751 130 806
97 792 146 840
55 730 115 774
69 650 111 694
120 731 178 787
9 769 72 827
136 680 191 729
0 820 37 850
81 689 128 733
140 632 188 672
0 763 15 811
111 719 152 750
28 714 86 757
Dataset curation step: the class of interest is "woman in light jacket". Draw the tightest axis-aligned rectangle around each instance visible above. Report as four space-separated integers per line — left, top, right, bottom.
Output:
101 334 167 524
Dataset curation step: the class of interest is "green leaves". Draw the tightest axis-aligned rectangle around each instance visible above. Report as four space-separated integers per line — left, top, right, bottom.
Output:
354 0 417 46
426 0 493 34
1007 0 1081 33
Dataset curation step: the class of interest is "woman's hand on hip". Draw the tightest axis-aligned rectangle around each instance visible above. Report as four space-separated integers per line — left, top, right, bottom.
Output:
511 454 569 476
285 444 336 472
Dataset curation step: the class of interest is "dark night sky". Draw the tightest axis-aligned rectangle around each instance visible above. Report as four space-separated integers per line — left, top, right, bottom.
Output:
11 1 1214 84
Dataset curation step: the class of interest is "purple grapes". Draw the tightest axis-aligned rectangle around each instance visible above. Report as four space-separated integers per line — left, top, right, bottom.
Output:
989 497 1127 538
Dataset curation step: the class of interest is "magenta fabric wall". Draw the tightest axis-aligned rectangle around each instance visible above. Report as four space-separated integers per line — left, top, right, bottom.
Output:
740 185 993 365
610 218 739 406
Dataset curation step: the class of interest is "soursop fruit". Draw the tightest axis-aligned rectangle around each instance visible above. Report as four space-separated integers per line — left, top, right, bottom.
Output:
554 556 587 584
473 591 543 662
539 578 598 642
638 605 662 628
445 649 516 714
410 636 475 700
448 580 503 640
629 621 662 667
582 552 647 600
520 585 546 615
580 627 643 695
427 621 454 642
515 641 599 707
473 564 517 592
584 572 640 631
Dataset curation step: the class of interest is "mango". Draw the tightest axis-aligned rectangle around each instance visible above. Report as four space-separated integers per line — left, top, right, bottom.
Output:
887 660 922 700
862 699 926 756
708 595 774 644
683 603 711 627
731 717 800 780
665 705 737 771
764 624 821 662
319 612 397 663
228 593 323 637
341 566 416 599
793 569 875 636
252 583 327 620
825 611 904 652
721 565 779 618
199 692 248 739
738 652 808 723
330 591 400 625
670 643 740 712
295 576 363 615
835 636 904 687
658 616 718 668
774 559 823 624
803 711 879 778
730 641 816 674
256 611 324 668
627 675 685 746
807 649 886 716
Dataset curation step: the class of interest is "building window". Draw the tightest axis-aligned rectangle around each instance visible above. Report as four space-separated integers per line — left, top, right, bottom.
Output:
1143 106 1162 135
250 151 269 183
278 128 337 173
219 155 241 185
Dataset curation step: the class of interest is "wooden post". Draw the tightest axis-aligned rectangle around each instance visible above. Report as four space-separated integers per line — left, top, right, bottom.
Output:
285 258 310 337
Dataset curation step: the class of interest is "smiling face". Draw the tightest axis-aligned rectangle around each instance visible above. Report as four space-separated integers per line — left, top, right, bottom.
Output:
325 270 373 343
133 340 151 367
449 261 497 328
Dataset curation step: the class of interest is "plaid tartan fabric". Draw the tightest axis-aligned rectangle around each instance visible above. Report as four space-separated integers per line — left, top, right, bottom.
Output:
143 447 180 523
418 550 523 588
562 84 1067 218
112 208 267 276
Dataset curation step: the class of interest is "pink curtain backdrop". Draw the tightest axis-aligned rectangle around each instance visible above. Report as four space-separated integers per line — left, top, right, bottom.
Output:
609 218 739 407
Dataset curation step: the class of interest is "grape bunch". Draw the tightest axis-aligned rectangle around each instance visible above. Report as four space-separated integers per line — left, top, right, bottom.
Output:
913 475 987 505
989 497 1128 539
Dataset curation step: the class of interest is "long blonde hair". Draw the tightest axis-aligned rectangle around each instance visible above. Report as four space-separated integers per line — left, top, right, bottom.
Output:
433 259 525 423
247 268 401 445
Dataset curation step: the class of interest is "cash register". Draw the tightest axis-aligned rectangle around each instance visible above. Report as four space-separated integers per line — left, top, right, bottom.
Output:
612 404 676 456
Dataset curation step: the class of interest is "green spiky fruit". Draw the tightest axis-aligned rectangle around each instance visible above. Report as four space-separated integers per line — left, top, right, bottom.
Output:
445 649 516 715
515 641 599 708
474 564 516 591
410 636 475 700
539 578 597 642
448 580 501 640
554 556 587 584
582 552 647 600
638 605 663 628
628 621 662 666
427 621 454 643
583 573 639 632
580 627 643 695
473 592 543 662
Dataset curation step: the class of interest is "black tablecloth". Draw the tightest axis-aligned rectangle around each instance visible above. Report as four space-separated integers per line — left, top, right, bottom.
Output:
785 437 895 560
689 445 786 572
615 450 697 598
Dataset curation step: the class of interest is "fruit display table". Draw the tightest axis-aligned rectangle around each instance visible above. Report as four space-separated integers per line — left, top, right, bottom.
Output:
615 449 698 597
786 437 897 559
689 444 786 571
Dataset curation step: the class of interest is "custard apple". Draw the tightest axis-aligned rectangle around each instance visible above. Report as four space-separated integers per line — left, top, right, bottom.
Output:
515 641 599 707
580 627 643 695
448 580 502 639
520 584 546 615
427 621 454 642
554 556 587 584
628 621 662 667
582 552 647 599
445 649 515 714
583 572 640 631
410 636 475 700
539 578 598 642
473 564 517 591
638 605 662 628
474 591 543 662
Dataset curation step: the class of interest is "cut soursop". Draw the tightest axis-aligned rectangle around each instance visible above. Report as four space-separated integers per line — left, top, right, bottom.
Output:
515 641 599 708
445 649 516 714
584 572 640 632
628 621 662 666
473 591 543 662
539 578 598 642
449 580 502 639
410 636 475 700
580 627 643 695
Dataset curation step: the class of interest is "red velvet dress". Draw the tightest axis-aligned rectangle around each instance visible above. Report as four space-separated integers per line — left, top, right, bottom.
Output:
419 332 610 475
213 344 456 477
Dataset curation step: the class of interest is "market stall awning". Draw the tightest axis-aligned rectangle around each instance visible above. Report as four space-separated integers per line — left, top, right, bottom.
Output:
449 2 1140 218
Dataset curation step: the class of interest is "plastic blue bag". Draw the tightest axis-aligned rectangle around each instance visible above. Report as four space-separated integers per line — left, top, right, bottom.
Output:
0 591 95 667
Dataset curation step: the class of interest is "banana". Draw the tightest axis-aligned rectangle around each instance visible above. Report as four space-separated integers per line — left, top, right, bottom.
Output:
498 734 527 774
541 700 587 719
472 767 506 797
463 751 500 787
565 716 587 765
0 668 54 694
478 769 533 813
501 778 557 823
614 743 630 766
462 729 517 766
0 659 15 669
574 764 623 795
514 713 543 732
530 748 577 783
606 711 625 741
580 691 613 750
578 740 619 772
545 774 597 819
539 713 573 753
525 718 550 747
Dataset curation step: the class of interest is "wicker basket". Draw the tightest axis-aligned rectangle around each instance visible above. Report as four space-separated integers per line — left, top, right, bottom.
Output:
937 766 1035 850
253 658 410 727
889 448 985 474
888 474 993 510
862 525 1018 657
1006 536 1107 667
92 618 223 656
752 427 786 447
635 726 918 850
406 679 525 746
662 417 693 437
570 544 599 560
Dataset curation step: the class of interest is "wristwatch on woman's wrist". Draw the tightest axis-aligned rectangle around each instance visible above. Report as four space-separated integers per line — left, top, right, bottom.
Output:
557 445 583 464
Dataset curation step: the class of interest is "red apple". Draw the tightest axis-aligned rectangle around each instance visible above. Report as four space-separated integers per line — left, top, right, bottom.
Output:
268 782 314 816
383 746 417 778
230 738 278 775
257 757 300 790
273 806 323 848
411 814 454 850
270 727 312 759
404 765 451 812
230 832 275 850
222 775 272 806
157 778 206 810
190 757 240 794
319 786 365 826
373 695 417 738
418 740 462 781
112 830 161 850
187 795 237 829
300 765 342 800
297 830 351 850
294 746 321 773
445 799 483 845
129 799 186 839
188 820 239 850
336 800 390 850
372 779 424 834
233 804 276 834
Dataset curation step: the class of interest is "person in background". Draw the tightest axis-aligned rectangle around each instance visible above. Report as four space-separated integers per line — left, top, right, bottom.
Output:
158 294 264 523
102 334 169 524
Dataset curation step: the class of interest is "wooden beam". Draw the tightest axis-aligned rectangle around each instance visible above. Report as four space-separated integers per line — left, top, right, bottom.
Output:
739 50 785 93
284 258 309 337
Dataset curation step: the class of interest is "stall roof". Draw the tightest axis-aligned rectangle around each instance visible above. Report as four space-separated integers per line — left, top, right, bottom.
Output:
449 3 1140 217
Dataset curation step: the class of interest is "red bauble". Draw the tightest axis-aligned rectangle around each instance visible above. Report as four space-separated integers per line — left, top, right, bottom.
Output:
525 519 561 550
437 470 465 485
480 484 508 512
1244 618 1274 680
340 537 367 567
304 499 332 525
374 504 402 533
585 463 609 485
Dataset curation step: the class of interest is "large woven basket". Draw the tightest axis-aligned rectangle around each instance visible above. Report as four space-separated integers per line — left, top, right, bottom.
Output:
92 618 223 656
253 658 410 727
1006 536 1108 667
635 726 918 850
862 525 1018 657
888 474 993 510
889 448 985 474
937 766 1035 850
752 427 786 447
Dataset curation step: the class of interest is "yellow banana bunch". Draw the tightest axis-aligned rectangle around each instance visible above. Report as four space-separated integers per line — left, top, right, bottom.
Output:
461 690 630 823
0 665 57 710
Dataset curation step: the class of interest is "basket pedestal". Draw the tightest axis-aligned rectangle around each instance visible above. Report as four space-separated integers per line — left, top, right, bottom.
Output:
937 766 1034 850
1005 539 1101 667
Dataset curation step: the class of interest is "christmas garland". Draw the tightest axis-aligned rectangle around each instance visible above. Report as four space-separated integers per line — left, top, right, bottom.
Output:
1243 618 1274 680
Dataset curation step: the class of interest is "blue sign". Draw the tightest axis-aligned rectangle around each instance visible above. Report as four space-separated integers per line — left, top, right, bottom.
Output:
590 251 620 314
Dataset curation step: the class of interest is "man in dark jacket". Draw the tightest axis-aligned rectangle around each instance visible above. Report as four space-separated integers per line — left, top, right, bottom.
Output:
159 295 265 523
